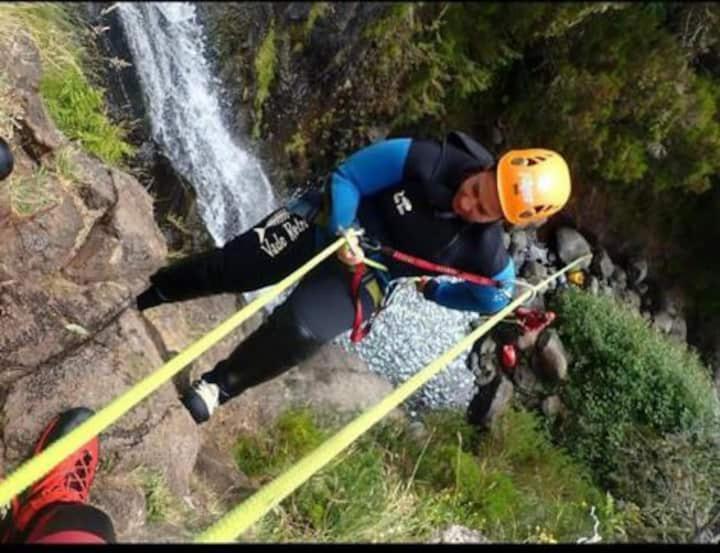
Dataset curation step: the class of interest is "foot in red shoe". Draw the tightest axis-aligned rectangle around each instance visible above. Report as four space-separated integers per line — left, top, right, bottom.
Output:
10 407 99 535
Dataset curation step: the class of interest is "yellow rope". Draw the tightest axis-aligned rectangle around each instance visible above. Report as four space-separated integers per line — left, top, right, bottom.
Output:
195 254 591 543
0 233 355 507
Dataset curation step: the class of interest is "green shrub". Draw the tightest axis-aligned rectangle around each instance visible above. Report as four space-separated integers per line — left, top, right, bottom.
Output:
234 407 326 478
135 468 182 525
610 426 720 542
549 288 719 484
41 67 135 165
252 20 278 138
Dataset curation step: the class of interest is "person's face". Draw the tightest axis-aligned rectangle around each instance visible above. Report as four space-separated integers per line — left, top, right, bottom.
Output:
451 170 504 223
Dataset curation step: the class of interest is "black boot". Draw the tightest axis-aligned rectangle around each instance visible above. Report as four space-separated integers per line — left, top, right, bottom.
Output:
180 300 323 423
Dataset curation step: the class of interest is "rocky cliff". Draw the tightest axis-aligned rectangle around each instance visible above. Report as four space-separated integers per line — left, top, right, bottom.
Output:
0 26 395 542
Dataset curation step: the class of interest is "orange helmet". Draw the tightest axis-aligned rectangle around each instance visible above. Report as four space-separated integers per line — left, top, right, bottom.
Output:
496 149 571 225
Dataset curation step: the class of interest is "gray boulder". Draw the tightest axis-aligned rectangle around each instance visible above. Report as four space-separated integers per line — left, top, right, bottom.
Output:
541 395 566 419
510 229 528 251
407 421 430 444
588 275 600 296
591 249 615 280
623 290 642 311
556 227 592 269
521 260 549 284
509 243 527 270
628 258 648 286
532 329 569 382
430 525 490 544
528 244 550 266
652 311 674 334
612 266 628 289
467 375 514 429
669 317 688 342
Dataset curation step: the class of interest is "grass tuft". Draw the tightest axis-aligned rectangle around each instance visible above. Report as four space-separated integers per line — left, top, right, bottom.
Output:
233 407 621 543
0 3 134 165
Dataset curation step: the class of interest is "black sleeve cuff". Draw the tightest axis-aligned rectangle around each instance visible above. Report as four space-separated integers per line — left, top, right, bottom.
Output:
136 286 165 311
423 279 439 300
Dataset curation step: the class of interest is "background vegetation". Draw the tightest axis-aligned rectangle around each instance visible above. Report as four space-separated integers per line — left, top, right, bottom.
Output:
208 2 720 351
234 407 624 543
550 288 720 542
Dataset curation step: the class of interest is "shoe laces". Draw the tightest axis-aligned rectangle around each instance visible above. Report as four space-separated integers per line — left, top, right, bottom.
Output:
194 380 220 415
28 448 95 506
11 446 96 532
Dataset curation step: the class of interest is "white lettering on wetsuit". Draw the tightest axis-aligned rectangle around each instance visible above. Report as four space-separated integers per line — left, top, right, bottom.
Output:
393 190 413 215
282 218 309 241
255 209 310 258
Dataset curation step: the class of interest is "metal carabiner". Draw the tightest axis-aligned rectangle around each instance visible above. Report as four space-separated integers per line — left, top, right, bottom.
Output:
358 235 382 252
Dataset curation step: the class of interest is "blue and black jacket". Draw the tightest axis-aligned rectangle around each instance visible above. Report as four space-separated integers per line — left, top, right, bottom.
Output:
325 132 515 315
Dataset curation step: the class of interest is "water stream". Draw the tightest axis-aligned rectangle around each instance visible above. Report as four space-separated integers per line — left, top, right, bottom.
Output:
116 2 277 246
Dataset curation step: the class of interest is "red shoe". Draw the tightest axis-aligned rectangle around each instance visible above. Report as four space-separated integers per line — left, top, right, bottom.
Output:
10 407 99 535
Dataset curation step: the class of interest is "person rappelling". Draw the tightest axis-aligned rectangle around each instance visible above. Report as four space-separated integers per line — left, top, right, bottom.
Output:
134 132 572 424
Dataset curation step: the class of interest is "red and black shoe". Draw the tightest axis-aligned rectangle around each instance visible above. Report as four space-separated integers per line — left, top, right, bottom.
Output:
5 407 99 539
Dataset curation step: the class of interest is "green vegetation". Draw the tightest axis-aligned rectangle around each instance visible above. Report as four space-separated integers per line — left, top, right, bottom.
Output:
40 68 134 165
550 288 718 482
234 407 622 543
0 3 134 165
252 20 278 139
305 3 331 39
7 165 58 217
550 288 720 541
135 468 182 525
611 426 720 542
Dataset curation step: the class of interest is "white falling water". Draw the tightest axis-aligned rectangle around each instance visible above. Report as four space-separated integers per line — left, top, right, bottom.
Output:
116 2 277 246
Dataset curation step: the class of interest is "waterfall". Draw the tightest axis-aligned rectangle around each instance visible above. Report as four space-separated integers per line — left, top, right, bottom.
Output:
116 2 277 246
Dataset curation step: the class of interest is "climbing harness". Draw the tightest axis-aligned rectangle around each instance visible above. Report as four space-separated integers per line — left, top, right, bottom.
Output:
499 307 556 372
348 233 509 343
348 233 539 343
360 236 504 288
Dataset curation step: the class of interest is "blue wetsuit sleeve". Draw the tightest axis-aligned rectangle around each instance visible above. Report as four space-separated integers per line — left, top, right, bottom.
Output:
329 138 412 234
423 259 516 314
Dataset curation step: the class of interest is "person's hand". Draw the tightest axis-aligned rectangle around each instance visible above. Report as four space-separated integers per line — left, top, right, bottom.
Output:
337 232 365 266
415 276 431 293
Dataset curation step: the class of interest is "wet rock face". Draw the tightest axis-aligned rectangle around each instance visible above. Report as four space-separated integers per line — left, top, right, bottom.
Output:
202 2 400 186
628 258 648 287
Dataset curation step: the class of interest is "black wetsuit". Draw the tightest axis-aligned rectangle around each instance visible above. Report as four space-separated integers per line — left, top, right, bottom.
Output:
137 133 514 402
